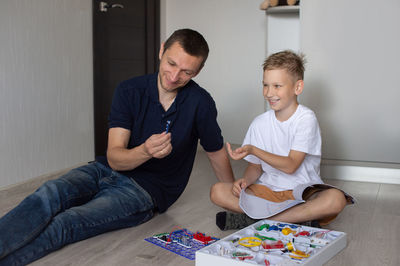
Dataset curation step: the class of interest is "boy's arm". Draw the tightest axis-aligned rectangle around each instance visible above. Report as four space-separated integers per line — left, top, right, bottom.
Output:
232 162 262 197
227 142 305 175
251 147 306 174
243 162 262 185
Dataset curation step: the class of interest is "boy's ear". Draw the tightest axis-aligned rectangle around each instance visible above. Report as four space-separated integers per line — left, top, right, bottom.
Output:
294 80 304 96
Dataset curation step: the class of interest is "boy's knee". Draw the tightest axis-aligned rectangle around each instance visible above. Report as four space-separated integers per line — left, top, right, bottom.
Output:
209 182 226 205
209 182 220 203
323 189 347 214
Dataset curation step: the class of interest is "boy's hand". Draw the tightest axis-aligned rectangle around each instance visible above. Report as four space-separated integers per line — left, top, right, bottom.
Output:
232 178 247 197
226 142 251 160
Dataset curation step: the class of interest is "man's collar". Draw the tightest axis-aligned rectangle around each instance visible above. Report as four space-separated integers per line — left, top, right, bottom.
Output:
148 72 190 105
147 73 160 103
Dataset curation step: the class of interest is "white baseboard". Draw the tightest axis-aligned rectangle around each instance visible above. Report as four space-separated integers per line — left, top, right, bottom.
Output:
321 164 400 184
199 143 400 185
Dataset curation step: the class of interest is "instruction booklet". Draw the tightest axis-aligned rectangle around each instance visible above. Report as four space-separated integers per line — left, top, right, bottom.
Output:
239 183 355 219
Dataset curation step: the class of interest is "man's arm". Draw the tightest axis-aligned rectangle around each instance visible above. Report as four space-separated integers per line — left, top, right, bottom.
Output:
226 142 305 175
107 127 172 171
206 147 235 182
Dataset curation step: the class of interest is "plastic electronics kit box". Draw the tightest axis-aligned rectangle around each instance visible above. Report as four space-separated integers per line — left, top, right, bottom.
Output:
196 219 346 266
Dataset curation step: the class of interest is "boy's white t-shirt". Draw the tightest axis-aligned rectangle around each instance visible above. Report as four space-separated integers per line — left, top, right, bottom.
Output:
243 104 323 191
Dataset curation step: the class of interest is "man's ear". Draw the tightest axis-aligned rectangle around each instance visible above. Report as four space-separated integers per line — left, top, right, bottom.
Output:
295 80 304 96
159 42 165 60
192 63 205 78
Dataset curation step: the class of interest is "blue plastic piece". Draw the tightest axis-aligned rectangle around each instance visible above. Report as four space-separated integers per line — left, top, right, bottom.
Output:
269 225 280 231
278 223 299 229
145 228 219 260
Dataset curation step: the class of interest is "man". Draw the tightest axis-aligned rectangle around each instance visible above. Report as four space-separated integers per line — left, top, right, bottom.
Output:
0 29 234 265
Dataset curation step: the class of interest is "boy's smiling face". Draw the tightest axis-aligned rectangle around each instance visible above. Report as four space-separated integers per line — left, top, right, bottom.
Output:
263 68 304 121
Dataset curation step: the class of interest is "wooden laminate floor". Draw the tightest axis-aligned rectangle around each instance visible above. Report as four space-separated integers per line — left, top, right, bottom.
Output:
1 149 399 265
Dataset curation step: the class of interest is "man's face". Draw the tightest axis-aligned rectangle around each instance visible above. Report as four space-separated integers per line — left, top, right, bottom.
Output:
158 42 204 93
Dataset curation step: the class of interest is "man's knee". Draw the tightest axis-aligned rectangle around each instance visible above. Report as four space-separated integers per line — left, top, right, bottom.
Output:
37 178 64 196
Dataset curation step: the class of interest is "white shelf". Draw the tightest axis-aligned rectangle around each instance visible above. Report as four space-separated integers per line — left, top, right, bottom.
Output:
265 4 300 56
266 5 299 14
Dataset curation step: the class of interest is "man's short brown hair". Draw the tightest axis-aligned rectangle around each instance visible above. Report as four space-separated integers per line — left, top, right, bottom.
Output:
163 29 209 66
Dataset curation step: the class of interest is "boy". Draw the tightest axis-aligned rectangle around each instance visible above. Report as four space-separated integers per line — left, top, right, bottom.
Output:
210 50 352 230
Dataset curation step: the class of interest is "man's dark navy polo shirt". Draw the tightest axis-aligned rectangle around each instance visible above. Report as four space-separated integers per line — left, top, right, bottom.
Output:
96 73 223 213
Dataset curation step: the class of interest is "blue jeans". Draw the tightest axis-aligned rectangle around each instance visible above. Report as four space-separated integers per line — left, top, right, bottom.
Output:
0 162 154 266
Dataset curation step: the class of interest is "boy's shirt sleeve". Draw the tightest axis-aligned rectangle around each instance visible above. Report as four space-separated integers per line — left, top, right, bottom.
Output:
242 119 262 165
291 112 321 156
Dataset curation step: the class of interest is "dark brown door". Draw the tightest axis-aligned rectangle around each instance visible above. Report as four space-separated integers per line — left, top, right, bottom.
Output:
93 0 160 156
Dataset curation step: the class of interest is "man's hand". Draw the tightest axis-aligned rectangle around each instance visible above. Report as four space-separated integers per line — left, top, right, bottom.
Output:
107 128 173 171
143 132 172 159
226 142 253 161
232 178 247 197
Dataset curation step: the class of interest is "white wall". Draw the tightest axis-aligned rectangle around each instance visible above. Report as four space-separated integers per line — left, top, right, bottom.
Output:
0 0 94 188
162 1 400 183
300 0 400 165
161 0 267 144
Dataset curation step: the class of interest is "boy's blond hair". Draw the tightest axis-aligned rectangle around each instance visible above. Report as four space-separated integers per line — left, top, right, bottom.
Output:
263 50 306 81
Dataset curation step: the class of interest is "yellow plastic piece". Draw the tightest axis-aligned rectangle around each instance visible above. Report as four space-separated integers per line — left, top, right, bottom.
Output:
238 237 262 247
291 250 310 258
281 227 296 235
286 241 295 251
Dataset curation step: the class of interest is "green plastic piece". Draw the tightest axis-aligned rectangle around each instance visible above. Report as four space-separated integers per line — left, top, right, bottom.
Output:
256 224 270 231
